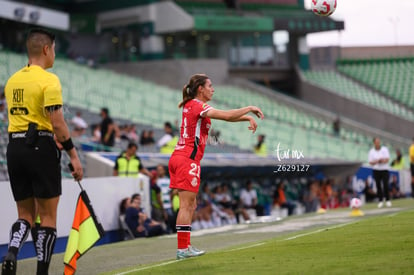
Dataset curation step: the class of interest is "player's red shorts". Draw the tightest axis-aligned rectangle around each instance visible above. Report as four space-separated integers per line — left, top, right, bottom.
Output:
168 154 201 193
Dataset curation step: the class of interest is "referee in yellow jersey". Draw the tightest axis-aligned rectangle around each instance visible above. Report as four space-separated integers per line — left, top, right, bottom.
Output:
2 28 83 275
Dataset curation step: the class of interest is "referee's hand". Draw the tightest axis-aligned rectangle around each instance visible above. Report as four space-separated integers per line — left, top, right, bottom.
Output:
69 158 83 181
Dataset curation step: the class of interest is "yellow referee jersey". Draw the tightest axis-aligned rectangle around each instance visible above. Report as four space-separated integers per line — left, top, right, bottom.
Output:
5 65 63 133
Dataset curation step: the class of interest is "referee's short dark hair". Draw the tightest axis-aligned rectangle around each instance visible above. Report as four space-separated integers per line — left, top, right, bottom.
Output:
27 28 55 42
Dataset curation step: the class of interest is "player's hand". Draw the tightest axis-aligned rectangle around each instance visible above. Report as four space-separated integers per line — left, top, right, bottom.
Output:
248 117 258 133
70 158 83 181
250 106 264 120
54 135 63 150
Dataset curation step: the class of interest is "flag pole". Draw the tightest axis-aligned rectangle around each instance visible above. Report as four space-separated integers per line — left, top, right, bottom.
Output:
68 163 84 191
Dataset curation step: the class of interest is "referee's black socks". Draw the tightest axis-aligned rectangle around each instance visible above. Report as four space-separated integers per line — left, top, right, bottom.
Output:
30 221 41 251
7 219 31 257
35 227 57 275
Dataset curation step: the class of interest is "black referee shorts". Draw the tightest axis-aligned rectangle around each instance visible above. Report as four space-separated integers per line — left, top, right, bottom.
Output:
7 134 62 201
411 163 414 177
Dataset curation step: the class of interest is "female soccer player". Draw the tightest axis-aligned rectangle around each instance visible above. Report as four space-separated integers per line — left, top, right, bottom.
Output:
169 74 264 259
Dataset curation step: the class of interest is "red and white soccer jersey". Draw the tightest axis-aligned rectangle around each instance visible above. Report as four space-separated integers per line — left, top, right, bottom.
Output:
169 99 212 193
172 99 212 162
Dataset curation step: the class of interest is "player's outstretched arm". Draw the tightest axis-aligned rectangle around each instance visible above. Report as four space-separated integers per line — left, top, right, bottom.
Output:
206 106 264 121
206 106 263 133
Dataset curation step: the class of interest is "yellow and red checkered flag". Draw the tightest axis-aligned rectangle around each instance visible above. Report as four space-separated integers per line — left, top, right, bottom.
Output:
64 190 105 275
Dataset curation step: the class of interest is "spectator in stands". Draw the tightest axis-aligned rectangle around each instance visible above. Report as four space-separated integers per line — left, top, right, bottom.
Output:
194 184 215 229
390 149 405 170
156 164 177 233
363 178 377 203
0 101 7 123
99 107 116 148
171 188 180 221
153 164 176 233
319 179 334 210
303 180 320 213
157 121 178 154
0 92 7 123
148 130 155 144
124 193 164 238
389 174 402 199
151 167 177 233
90 124 101 143
409 138 414 198
127 124 139 143
119 197 131 215
209 128 221 145
150 169 162 220
0 91 5 106
118 125 129 141
70 111 88 137
273 181 296 216
213 184 237 224
368 137 391 208
332 116 341 137
196 183 235 228
113 142 152 178
140 129 155 145
239 180 264 218
254 134 267 156
140 130 149 145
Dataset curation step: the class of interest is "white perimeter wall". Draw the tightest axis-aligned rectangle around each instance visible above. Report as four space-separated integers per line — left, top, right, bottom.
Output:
0 175 150 245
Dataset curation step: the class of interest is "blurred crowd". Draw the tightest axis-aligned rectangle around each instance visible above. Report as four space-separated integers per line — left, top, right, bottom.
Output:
116 169 376 239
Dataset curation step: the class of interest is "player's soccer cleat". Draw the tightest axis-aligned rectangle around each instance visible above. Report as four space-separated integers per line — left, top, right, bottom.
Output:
2 253 17 275
386 201 392 207
176 247 205 260
188 245 206 256
377 201 384 208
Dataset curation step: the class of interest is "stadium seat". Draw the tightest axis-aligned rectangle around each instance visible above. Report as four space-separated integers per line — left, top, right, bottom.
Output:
337 58 414 110
118 214 135 241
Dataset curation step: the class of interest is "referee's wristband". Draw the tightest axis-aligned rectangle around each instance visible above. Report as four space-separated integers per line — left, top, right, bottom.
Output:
61 138 74 151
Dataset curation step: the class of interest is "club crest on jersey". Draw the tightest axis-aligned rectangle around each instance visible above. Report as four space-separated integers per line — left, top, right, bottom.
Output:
202 103 208 109
191 177 198 187
183 108 189 113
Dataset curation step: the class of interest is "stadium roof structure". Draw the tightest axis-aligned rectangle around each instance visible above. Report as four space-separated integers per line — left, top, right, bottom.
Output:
187 9 343 35
177 1 344 35
98 152 361 180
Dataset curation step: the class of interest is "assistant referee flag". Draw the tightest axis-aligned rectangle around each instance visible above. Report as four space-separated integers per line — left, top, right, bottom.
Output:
64 191 105 275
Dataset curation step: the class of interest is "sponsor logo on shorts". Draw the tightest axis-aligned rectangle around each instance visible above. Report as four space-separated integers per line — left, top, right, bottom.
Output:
191 177 198 187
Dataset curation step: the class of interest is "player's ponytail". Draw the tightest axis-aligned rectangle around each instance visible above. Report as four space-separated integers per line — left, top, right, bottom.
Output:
178 74 209 108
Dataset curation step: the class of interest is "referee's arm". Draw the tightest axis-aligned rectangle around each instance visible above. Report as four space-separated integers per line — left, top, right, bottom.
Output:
47 105 83 181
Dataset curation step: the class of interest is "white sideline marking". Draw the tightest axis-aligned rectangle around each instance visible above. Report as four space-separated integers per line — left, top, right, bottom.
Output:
225 242 266 252
115 260 177 275
282 221 356 241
